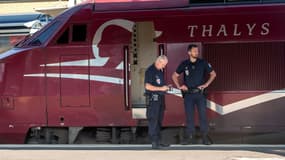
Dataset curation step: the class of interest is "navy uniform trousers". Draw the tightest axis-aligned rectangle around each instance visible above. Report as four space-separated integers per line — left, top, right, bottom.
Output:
146 95 165 143
184 92 208 135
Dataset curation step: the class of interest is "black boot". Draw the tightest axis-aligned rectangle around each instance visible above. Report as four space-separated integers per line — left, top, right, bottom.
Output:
159 141 170 147
181 134 194 145
152 142 160 149
202 134 212 145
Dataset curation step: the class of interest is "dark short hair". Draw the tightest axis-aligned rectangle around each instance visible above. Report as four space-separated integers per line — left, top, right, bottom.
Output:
187 44 198 51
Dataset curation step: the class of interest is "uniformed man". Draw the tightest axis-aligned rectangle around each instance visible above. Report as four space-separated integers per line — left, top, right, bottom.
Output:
144 55 170 149
172 44 216 145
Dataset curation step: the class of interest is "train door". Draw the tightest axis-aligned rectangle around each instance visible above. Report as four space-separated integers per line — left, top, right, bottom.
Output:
125 22 158 119
45 22 94 126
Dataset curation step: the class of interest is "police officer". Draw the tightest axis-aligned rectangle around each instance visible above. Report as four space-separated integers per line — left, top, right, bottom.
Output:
172 44 216 145
145 55 170 149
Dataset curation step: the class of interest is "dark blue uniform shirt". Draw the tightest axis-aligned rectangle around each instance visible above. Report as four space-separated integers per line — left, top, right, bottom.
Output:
145 64 165 95
176 58 213 88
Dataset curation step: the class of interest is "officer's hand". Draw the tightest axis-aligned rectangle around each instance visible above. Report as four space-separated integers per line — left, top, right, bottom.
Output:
198 84 208 90
179 85 188 91
161 85 170 91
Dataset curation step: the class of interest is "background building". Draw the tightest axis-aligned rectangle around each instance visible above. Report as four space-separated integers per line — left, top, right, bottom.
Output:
0 0 69 14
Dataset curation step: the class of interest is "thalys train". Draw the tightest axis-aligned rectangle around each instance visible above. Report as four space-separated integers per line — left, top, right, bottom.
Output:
0 0 285 144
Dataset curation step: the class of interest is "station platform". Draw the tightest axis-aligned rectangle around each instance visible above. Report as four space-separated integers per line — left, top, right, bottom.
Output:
0 144 284 160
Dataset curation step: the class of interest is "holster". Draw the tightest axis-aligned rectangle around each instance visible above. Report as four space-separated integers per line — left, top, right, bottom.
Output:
144 93 150 107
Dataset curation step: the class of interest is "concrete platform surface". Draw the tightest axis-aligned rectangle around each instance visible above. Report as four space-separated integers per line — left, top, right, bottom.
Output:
0 145 284 160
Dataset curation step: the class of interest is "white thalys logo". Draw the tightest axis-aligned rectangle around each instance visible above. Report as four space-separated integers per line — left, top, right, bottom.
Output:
187 23 270 38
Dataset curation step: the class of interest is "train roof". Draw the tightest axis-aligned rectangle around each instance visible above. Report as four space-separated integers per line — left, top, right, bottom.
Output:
83 0 285 12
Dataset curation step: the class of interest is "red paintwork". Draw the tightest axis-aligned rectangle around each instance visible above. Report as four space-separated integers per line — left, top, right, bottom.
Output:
0 1 285 143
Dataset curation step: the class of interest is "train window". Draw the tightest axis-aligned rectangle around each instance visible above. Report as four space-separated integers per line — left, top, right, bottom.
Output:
57 28 69 44
29 21 60 46
72 24 87 42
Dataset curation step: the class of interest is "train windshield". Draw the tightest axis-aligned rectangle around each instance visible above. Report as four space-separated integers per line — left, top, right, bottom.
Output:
15 21 60 48
27 21 61 46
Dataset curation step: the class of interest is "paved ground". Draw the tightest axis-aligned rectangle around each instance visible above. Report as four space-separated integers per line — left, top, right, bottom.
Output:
0 145 284 160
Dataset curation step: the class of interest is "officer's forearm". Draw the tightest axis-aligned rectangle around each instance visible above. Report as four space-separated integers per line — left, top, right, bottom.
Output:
172 73 181 88
145 83 164 91
205 71 216 86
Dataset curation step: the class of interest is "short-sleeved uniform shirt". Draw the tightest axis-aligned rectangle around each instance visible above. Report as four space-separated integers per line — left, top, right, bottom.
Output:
144 64 165 95
175 58 213 88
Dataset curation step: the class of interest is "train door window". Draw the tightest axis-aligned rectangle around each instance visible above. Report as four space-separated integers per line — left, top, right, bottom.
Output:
72 24 87 42
57 28 69 44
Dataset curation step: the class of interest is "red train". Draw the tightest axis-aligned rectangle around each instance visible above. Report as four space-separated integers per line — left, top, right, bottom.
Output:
0 0 285 144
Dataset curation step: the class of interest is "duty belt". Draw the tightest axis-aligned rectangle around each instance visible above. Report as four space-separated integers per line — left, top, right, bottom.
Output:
145 93 164 104
183 88 201 94
181 88 206 98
